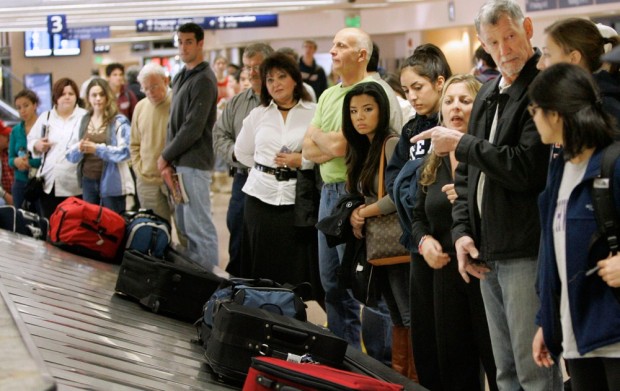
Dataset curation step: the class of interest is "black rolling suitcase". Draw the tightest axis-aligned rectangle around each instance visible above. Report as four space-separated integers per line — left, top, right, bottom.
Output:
343 346 428 391
205 302 348 385
0 205 49 240
115 248 224 321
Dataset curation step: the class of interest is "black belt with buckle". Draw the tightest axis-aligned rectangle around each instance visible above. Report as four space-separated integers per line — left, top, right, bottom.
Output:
254 163 295 181
229 166 249 176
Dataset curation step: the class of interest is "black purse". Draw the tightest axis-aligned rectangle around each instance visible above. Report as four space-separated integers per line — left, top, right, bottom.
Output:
23 176 44 203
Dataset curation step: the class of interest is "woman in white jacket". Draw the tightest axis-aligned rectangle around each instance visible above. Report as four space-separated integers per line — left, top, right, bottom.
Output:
28 78 86 218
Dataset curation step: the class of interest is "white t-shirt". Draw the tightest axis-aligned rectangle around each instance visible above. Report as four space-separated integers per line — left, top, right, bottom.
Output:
554 158 620 358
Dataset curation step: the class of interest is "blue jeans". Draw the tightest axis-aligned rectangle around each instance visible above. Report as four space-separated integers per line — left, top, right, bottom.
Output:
225 172 247 276
481 258 563 391
82 177 126 214
175 166 219 271
362 299 392 366
318 182 361 348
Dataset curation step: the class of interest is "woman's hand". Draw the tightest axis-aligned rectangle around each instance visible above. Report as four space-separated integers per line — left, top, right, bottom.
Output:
13 156 30 171
79 138 97 155
350 205 366 240
419 236 450 269
35 138 52 154
598 253 620 288
274 151 301 169
441 183 457 204
532 327 554 368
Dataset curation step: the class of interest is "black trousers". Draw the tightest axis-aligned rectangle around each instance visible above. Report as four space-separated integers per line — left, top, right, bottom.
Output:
567 357 620 391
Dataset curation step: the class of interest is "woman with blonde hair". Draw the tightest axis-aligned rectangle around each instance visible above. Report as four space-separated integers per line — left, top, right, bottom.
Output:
411 74 497 390
66 78 134 214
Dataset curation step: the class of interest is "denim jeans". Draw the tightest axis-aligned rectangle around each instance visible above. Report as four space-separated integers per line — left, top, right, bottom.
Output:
82 177 126 214
481 258 563 391
362 300 392 366
175 166 219 271
318 182 361 348
225 172 247 276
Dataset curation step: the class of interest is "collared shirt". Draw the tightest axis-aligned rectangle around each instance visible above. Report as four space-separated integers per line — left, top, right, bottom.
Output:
213 88 260 168
27 106 87 196
234 100 316 206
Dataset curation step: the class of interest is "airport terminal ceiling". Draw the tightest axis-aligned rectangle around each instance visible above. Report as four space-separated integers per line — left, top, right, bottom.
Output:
0 0 443 32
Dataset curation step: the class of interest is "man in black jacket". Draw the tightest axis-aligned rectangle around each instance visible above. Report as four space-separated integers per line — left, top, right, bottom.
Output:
411 1 563 389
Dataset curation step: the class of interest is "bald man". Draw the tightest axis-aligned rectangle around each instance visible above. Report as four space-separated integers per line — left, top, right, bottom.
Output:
303 28 402 348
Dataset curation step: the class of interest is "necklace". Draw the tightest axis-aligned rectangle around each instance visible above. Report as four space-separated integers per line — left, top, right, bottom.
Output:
277 101 297 111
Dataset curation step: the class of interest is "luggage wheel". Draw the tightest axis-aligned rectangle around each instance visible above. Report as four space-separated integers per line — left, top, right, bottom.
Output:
151 299 160 313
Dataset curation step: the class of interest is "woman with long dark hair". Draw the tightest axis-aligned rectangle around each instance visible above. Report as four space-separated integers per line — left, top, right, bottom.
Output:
530 63 620 391
342 81 416 378
9 89 41 211
385 43 452 389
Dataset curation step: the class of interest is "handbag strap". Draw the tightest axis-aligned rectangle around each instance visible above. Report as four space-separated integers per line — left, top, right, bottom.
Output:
35 111 52 177
377 136 397 199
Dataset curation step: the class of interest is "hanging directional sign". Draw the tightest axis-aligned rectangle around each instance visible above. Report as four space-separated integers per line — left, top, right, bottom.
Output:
136 14 278 33
47 14 67 35
63 26 110 40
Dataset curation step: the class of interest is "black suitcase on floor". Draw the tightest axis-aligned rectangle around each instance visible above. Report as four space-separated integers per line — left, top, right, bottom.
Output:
115 248 224 321
205 302 348 385
343 346 428 391
0 205 49 240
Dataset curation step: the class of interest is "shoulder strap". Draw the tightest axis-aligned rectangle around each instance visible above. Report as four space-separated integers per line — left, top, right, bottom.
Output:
378 136 397 199
592 142 620 254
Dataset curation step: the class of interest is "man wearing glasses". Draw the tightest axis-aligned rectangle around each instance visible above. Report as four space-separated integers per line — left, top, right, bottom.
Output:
213 43 274 276
130 63 172 221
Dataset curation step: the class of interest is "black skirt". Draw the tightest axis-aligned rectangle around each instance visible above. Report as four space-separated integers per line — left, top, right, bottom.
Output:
240 195 321 299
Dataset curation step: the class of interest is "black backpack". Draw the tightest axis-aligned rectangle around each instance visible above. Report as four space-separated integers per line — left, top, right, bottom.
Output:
591 142 620 302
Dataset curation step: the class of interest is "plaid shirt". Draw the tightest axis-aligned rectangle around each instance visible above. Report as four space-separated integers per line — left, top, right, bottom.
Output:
1 150 15 195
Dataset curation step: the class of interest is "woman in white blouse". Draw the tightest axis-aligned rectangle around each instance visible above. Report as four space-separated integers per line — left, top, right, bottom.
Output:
28 78 87 218
234 52 317 288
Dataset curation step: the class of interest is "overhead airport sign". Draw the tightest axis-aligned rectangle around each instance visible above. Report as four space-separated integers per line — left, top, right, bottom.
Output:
136 14 278 33
47 14 67 35
63 26 110 40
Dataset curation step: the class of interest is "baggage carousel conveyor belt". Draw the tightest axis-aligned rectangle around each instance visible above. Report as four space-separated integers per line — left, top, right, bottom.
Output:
0 230 235 390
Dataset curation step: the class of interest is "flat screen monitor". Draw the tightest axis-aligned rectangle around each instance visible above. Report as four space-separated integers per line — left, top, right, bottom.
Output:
52 34 80 56
24 73 53 115
24 30 81 57
24 31 52 57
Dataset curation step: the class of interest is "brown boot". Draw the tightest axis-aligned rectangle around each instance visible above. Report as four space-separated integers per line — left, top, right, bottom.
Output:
391 325 409 376
405 329 419 382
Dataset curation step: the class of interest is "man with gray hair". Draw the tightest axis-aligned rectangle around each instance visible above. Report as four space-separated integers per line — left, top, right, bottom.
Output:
411 1 562 388
130 63 171 220
303 28 402 348
213 42 273 276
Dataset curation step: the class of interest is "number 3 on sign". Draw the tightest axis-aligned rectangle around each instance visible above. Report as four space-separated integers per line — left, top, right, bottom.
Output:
47 14 67 34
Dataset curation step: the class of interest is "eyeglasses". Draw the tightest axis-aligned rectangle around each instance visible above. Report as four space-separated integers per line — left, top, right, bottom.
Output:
140 84 162 93
527 103 541 117
243 65 261 73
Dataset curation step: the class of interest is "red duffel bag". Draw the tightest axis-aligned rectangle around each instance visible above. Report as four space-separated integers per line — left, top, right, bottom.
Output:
50 197 126 262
